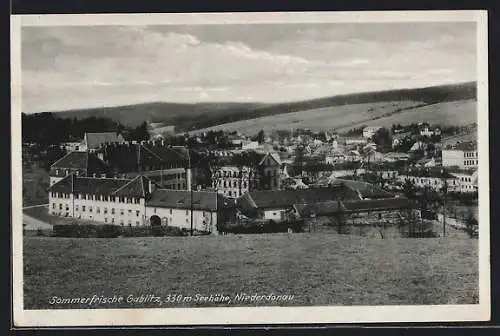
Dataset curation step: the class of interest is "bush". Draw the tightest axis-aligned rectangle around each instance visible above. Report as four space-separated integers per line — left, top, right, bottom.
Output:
53 224 121 238
220 219 306 234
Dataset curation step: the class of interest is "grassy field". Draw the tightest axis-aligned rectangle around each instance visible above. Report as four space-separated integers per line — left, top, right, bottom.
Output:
191 99 476 136
190 101 425 135
23 234 478 309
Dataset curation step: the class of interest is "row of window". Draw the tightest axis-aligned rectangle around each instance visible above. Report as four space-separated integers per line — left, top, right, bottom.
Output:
52 203 141 216
464 160 478 166
50 192 141 204
464 152 477 158
213 180 249 189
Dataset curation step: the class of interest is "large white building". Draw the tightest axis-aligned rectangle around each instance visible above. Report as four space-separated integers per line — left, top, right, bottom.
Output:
48 174 220 233
441 142 478 169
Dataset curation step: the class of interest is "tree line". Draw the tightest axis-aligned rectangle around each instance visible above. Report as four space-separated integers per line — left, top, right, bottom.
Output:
22 112 150 147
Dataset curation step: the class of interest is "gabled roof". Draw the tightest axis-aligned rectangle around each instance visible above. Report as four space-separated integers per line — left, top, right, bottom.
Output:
49 151 109 176
50 151 88 169
147 189 217 211
259 152 281 166
48 175 131 195
238 186 360 210
113 175 150 198
84 132 125 149
294 201 346 217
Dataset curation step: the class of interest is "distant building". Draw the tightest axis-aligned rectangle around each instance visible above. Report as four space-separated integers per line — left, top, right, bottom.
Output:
448 169 478 193
398 168 458 192
79 132 126 152
94 141 193 190
344 136 368 146
441 142 478 169
211 165 258 199
363 126 383 139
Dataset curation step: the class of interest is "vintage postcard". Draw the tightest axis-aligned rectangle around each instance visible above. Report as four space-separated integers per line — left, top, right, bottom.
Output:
11 11 490 327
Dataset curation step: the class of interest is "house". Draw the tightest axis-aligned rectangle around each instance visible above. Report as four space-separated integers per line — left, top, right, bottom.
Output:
344 136 368 146
409 141 426 152
60 141 83 152
281 177 309 190
49 151 111 186
383 152 411 163
398 168 458 192
448 169 478 193
48 174 221 234
79 132 126 152
258 152 282 190
236 186 361 222
441 142 478 169
146 189 219 233
363 126 383 139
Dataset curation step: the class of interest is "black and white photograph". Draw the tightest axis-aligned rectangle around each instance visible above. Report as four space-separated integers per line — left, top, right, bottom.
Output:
11 11 490 326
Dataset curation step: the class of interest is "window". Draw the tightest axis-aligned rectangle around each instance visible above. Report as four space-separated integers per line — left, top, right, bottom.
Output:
104 208 108 214
136 221 140 226
111 218 115 223
89 206 93 213
52 203 55 209
128 220 132 226
120 209 124 215
120 220 124 226
186 210 189 216
128 210 132 215
75 205 79 211
127 198 132 204
59 204 62 210
169 209 172 215
82 206 86 212
96 207 100 214
104 218 108 223
111 208 115 214
136 210 140 217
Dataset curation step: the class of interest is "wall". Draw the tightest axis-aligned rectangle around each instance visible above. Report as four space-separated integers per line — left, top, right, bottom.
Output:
49 193 146 226
145 206 217 233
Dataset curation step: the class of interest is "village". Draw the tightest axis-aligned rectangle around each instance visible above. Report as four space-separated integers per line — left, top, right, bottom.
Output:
23 121 479 238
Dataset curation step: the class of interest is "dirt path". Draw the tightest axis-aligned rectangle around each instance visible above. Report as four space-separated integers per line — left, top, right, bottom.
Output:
22 214 53 231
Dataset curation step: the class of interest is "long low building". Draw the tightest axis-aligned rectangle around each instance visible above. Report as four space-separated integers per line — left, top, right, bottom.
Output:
47 174 221 234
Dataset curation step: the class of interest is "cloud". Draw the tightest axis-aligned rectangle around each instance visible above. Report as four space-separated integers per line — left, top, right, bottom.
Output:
21 23 477 112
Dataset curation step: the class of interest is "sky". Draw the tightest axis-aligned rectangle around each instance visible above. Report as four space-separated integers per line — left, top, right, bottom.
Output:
21 22 477 113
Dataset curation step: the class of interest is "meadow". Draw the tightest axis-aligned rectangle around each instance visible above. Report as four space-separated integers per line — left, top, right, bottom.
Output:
190 99 476 136
23 234 478 309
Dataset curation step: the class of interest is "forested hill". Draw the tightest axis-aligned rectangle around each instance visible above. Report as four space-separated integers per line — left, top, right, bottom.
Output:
25 81 476 133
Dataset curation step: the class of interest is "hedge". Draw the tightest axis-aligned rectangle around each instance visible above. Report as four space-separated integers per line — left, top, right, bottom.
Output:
51 224 208 238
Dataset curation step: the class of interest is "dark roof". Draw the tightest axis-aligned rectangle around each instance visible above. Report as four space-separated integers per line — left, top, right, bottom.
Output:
49 152 110 176
50 151 88 169
295 197 410 217
147 189 217 211
114 175 149 198
239 186 360 210
48 175 132 195
342 197 411 212
85 132 125 149
329 179 394 199
294 201 346 217
402 168 456 179
446 141 477 151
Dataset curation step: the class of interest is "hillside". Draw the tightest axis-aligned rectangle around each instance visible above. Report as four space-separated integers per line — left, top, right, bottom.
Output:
30 81 476 132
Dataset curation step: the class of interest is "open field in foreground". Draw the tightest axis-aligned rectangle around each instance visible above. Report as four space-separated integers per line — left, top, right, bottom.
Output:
24 234 478 309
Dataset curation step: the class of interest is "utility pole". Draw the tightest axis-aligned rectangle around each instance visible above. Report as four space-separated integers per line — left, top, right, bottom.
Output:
189 149 194 236
441 169 447 238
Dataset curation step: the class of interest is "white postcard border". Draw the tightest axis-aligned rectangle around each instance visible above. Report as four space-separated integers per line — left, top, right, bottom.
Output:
11 10 490 327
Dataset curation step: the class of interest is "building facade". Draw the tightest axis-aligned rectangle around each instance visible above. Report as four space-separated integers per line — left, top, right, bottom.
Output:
48 174 220 233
